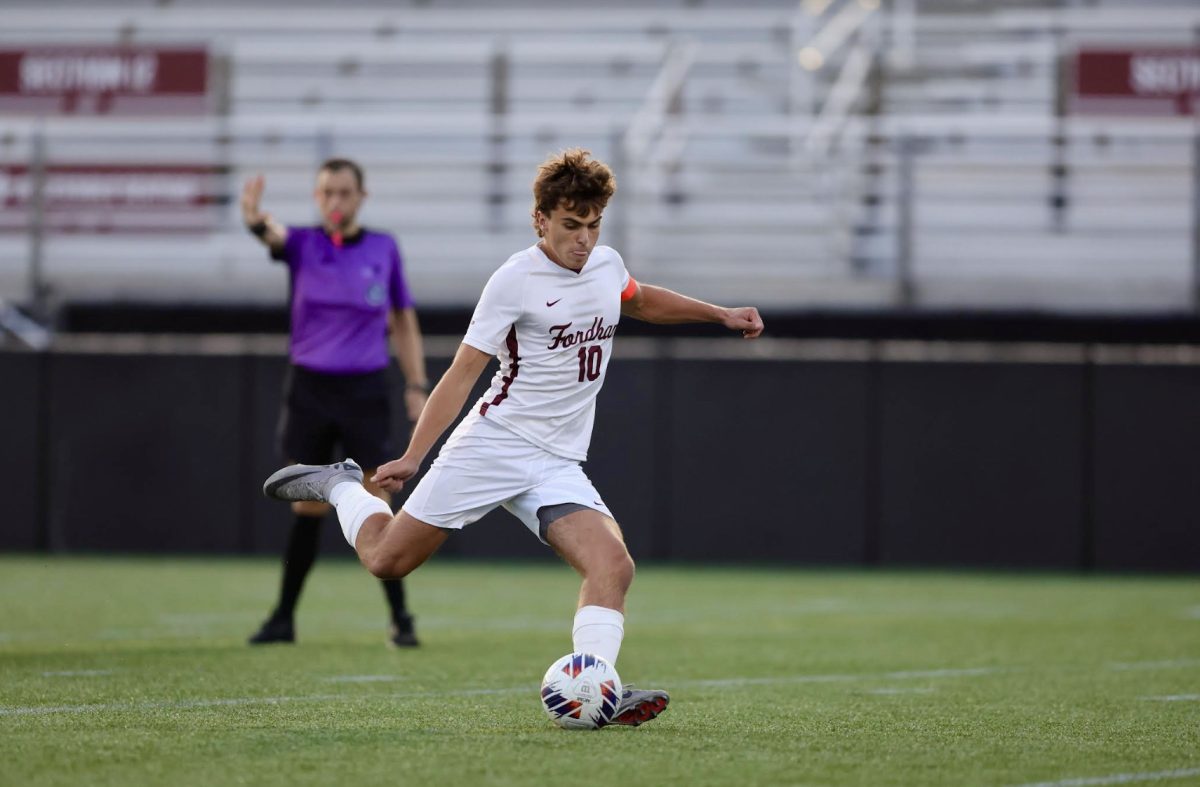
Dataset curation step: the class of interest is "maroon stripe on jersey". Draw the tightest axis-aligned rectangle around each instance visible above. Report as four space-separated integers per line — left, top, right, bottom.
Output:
480 326 520 416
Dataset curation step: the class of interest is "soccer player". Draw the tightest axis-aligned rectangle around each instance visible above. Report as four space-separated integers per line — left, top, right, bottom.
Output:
243 158 429 648
263 149 763 725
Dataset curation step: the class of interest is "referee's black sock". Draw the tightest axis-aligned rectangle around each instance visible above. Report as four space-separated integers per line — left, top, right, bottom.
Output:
270 514 323 623
380 579 411 629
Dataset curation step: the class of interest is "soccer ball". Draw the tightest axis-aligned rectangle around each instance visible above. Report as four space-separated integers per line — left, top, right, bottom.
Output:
539 652 622 730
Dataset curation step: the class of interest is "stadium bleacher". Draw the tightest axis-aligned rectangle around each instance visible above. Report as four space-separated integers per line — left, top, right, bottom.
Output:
0 0 1197 314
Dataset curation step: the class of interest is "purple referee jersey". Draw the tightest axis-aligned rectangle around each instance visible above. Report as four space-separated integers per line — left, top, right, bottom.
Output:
272 226 414 374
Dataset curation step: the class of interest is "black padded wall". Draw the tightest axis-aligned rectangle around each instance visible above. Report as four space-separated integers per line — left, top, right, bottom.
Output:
1092 364 1200 572
0 352 43 550
45 353 245 553
5 345 1196 573
877 363 1086 568
665 361 871 564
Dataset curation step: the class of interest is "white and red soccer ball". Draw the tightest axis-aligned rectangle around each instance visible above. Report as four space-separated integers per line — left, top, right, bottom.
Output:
540 652 622 730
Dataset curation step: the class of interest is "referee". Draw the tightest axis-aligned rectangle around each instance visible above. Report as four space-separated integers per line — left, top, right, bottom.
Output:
242 158 428 647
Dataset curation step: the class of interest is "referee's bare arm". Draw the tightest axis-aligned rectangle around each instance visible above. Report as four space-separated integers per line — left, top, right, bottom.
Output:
241 174 288 251
389 307 430 423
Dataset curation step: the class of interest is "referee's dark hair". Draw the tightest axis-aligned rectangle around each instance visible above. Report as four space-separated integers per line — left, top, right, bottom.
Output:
320 157 365 191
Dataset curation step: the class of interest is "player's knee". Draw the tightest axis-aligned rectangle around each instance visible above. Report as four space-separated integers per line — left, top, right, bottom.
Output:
361 548 418 580
362 552 402 579
622 553 636 588
605 549 635 592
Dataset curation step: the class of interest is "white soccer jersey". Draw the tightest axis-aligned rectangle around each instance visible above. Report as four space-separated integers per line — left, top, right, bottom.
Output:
461 243 632 461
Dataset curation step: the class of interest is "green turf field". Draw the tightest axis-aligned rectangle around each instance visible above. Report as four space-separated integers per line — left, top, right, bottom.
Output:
1 556 1197 787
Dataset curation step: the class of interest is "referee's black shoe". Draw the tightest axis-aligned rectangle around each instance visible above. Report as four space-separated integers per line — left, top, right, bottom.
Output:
248 617 295 645
389 615 419 648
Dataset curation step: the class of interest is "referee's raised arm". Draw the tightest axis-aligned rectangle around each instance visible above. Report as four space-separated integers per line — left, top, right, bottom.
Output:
241 173 288 252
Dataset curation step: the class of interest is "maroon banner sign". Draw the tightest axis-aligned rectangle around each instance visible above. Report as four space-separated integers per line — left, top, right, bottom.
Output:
0 165 224 233
1073 48 1200 116
0 46 208 115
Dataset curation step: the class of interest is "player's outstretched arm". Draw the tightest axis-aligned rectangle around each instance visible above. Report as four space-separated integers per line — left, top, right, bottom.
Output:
621 282 764 339
241 174 288 251
371 343 492 492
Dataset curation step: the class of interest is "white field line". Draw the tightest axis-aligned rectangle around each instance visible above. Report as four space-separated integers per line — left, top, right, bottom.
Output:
96 628 206 640
1009 767 1200 787
685 666 1010 689
0 598 1033 645
1 664 1007 717
1109 659 1200 671
886 667 1003 679
4 657 1196 718
1 695 338 717
156 613 258 625
324 675 404 683
0 686 532 717
1141 694 1200 702
66 617 567 641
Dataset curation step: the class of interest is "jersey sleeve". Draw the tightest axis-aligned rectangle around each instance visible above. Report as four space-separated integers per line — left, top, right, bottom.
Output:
462 264 525 356
388 238 415 309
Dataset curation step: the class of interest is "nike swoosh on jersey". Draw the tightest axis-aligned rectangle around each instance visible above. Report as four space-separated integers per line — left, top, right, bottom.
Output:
546 298 562 307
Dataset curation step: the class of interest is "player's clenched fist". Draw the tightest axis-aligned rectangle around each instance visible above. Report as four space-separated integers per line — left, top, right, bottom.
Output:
723 307 764 339
372 455 421 493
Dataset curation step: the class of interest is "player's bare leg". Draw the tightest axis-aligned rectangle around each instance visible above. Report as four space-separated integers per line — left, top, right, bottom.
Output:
263 458 446 580
545 508 669 727
545 508 634 613
353 509 448 579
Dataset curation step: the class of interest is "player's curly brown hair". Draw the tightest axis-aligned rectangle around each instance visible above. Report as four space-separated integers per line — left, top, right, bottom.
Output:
531 148 616 237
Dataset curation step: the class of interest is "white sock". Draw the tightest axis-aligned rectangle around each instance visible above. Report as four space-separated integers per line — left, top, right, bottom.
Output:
572 605 625 666
328 481 392 549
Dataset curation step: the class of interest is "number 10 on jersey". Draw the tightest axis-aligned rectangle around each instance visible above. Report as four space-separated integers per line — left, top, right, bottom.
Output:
577 346 602 382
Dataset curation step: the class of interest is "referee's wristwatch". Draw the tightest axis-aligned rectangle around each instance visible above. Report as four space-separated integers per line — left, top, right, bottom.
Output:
405 381 431 393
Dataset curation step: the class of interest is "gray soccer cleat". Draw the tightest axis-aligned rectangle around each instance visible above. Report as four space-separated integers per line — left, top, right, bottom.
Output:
609 685 670 727
262 458 363 503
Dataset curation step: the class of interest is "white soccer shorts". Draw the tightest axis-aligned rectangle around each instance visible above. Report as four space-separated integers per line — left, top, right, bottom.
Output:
401 412 612 543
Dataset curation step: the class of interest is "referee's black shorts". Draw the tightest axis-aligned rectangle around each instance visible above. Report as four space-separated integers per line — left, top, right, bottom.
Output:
277 365 396 469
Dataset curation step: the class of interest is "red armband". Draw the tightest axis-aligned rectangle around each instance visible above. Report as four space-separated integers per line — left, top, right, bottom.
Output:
620 277 639 302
